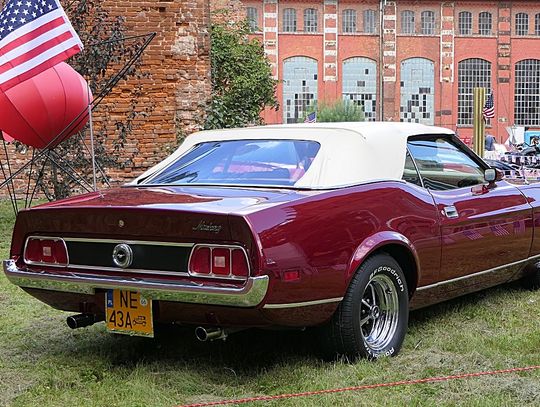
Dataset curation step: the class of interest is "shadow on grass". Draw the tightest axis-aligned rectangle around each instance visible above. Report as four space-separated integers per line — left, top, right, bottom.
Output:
15 280 532 379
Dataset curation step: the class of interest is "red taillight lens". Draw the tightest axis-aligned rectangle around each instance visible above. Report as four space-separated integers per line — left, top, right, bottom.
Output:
24 238 68 266
189 245 249 279
212 248 230 276
190 247 211 274
231 249 249 278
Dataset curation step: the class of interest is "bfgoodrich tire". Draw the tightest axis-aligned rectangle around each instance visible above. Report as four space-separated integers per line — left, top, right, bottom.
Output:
322 253 409 360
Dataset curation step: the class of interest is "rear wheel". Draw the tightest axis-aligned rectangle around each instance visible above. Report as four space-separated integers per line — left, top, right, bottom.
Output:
322 253 409 359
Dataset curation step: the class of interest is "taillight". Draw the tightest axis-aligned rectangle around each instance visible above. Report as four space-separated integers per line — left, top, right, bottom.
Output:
190 247 211 274
188 245 249 280
24 237 68 266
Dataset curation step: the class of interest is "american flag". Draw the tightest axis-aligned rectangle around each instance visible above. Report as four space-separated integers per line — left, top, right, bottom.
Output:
482 92 495 120
0 0 82 92
304 111 317 123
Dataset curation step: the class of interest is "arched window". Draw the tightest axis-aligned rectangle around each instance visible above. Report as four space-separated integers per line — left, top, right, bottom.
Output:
401 10 415 34
342 57 377 121
283 57 318 123
458 58 492 126
363 10 376 34
421 11 435 35
459 11 472 35
515 60 540 126
479 12 492 35
342 9 356 33
246 7 258 31
304 8 318 32
516 13 529 36
536 13 540 35
400 58 435 125
283 8 297 32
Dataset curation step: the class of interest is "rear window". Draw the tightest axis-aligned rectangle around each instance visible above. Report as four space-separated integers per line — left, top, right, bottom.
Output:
143 140 321 187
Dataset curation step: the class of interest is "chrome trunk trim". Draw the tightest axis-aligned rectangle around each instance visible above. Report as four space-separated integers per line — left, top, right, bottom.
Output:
3 260 269 308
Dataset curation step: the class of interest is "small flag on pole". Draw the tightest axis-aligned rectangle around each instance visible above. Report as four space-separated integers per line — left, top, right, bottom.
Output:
304 111 317 123
482 91 495 121
0 0 83 92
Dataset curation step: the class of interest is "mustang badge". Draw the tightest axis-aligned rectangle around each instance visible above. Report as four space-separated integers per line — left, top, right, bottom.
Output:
192 221 223 234
112 243 133 268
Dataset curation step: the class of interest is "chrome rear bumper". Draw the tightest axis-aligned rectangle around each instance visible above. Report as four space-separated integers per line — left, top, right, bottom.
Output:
3 260 269 307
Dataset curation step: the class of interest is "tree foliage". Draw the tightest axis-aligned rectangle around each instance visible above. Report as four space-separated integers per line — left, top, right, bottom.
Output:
204 22 278 129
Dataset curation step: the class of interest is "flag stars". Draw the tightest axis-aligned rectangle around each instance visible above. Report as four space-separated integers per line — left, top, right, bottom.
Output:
25 1 32 6
13 9 19 15
7 25 13 31
16 1 23 6
20 17 26 23
23 9 29 15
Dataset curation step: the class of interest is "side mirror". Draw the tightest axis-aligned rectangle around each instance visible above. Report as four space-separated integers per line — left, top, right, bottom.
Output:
485 168 504 183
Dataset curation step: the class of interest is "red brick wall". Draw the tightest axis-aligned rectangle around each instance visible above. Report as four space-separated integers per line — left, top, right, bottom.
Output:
1 0 212 197
96 0 212 181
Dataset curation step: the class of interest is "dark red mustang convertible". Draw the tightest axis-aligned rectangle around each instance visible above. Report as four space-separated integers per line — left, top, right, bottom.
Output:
4 122 540 359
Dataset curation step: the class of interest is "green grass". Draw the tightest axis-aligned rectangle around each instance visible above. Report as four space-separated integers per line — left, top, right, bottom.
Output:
1 199 540 406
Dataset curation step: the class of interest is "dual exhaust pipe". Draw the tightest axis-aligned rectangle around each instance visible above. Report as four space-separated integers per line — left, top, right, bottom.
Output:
67 314 238 343
195 326 243 342
66 313 99 329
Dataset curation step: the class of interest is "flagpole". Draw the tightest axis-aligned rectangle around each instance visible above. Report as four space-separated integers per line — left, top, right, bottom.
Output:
87 85 97 192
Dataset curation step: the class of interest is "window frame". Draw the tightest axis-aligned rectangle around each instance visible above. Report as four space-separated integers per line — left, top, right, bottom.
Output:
406 135 488 191
478 11 492 36
515 12 529 36
535 13 540 35
457 58 492 127
283 8 297 33
458 11 472 35
515 59 540 126
421 10 435 35
401 10 415 34
304 8 318 33
342 9 357 33
363 9 376 34
246 7 259 32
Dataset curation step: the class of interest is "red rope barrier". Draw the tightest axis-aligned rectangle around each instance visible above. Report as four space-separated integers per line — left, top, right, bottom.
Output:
178 365 540 407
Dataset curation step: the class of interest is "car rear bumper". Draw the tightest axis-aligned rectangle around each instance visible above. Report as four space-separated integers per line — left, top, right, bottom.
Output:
3 259 269 308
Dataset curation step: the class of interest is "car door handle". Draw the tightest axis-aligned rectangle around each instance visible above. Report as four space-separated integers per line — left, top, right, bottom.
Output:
443 205 459 219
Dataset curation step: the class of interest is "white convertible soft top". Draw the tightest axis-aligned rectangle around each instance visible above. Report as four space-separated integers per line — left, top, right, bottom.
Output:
133 122 455 189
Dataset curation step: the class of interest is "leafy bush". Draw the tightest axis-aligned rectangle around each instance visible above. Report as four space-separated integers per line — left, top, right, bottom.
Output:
304 100 365 123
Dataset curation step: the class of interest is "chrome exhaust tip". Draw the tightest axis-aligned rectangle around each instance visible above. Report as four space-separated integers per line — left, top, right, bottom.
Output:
195 326 227 342
66 313 96 329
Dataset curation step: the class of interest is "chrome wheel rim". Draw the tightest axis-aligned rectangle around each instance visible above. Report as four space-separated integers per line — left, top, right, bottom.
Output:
359 273 399 351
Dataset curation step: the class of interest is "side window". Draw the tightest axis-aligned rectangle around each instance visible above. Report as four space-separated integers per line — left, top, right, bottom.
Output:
402 151 423 187
407 137 485 190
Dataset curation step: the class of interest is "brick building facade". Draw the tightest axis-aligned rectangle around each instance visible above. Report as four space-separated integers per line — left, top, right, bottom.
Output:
242 0 540 144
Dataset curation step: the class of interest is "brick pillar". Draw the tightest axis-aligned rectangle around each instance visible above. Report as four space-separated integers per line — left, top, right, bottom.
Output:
439 1 455 128
263 0 279 80
497 2 512 138
323 0 338 101
382 1 397 121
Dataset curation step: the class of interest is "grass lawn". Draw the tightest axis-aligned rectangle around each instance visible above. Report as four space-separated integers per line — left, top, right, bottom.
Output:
1 199 540 406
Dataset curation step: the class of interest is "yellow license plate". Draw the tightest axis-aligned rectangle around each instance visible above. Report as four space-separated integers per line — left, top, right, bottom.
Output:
106 290 153 337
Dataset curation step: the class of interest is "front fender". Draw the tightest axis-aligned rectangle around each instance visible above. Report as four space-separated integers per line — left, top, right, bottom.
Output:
347 231 420 282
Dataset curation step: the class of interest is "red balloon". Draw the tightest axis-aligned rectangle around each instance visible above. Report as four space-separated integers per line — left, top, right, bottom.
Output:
0 63 91 149
2 132 14 143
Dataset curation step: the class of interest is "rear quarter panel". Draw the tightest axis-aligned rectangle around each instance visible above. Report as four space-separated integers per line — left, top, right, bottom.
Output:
246 181 441 306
